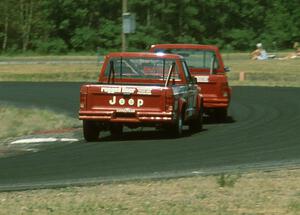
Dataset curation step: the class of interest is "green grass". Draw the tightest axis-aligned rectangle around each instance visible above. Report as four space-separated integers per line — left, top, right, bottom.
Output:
0 63 101 82
0 54 99 60
0 105 80 140
0 169 299 214
0 53 300 86
224 52 300 87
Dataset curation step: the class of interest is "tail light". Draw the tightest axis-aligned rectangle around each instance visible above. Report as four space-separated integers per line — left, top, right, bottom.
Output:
222 83 229 97
165 90 174 112
80 86 88 109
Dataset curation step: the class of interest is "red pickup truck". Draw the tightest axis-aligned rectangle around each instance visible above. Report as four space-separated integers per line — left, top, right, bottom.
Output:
150 44 231 121
79 52 204 141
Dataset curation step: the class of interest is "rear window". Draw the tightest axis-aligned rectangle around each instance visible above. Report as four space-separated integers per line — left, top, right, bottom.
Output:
104 57 181 82
154 49 219 70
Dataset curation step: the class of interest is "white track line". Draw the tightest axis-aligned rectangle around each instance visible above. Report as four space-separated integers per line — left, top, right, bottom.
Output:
10 138 79 144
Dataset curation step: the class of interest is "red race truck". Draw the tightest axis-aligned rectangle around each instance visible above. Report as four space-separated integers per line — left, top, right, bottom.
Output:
79 52 204 141
150 44 231 121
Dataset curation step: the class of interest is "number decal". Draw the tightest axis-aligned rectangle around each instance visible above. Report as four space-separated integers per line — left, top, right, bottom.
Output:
195 76 209 83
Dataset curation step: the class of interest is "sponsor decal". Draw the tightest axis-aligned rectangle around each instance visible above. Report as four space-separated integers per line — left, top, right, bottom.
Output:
195 76 209 83
137 88 152 95
122 88 136 94
101 86 153 95
101 87 122 94
109 96 144 107
116 108 135 113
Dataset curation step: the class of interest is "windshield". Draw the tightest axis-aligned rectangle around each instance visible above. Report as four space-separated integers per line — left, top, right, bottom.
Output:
154 49 219 70
104 57 180 83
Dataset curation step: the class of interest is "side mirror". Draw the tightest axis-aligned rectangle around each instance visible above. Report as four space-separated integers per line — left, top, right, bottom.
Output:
224 66 231 72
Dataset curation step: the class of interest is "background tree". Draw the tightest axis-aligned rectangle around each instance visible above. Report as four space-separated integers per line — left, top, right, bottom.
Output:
0 0 299 53
0 0 18 52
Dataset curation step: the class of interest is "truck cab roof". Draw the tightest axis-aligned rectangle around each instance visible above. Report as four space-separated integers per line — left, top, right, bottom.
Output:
150 44 219 52
105 52 185 60
99 52 192 85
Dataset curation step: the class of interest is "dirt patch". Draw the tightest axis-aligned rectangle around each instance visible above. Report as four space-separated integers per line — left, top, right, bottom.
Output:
0 149 8 156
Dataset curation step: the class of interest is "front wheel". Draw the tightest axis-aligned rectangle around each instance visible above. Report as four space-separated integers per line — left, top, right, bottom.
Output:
83 120 99 142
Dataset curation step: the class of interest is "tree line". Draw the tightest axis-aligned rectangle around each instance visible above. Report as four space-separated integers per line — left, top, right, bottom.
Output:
0 0 299 54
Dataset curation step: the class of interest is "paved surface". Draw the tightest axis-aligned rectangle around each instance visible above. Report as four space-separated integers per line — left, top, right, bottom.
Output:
0 82 299 191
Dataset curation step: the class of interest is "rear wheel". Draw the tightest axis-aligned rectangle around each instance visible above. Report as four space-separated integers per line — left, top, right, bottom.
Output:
110 123 123 137
83 120 99 142
215 108 228 122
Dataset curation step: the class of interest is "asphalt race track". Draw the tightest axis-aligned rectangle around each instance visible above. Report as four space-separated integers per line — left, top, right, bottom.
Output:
0 82 299 191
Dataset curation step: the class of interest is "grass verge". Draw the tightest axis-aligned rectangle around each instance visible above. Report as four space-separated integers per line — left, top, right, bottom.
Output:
0 64 100 82
0 53 299 86
0 169 299 214
0 55 99 61
224 53 300 87
0 105 80 140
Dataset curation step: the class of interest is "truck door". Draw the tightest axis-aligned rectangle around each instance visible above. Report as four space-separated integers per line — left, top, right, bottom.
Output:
182 60 198 118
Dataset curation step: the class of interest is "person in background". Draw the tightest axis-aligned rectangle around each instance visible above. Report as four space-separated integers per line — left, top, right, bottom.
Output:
251 43 275 60
278 42 300 60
